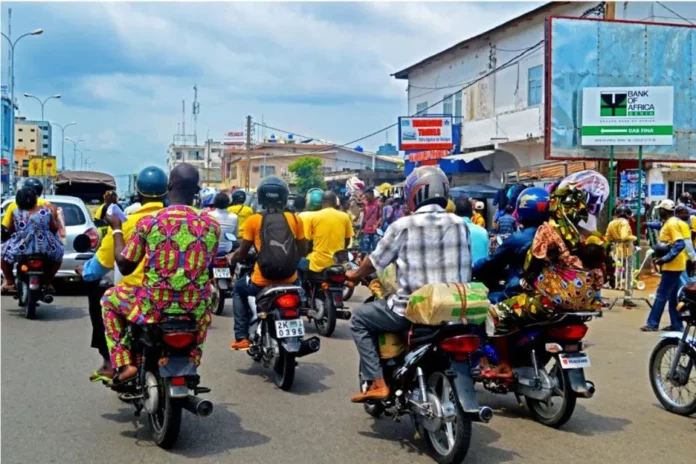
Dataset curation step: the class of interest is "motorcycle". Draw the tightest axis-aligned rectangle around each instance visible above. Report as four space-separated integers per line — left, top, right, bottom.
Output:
341 248 361 301
210 233 238 315
301 250 354 337
473 311 599 428
649 283 696 416
13 254 55 319
246 279 321 390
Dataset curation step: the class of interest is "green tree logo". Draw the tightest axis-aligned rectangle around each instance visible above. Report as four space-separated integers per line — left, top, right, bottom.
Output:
600 92 627 117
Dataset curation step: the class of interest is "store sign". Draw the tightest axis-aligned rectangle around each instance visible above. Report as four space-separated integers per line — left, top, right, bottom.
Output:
224 131 245 145
407 149 450 162
398 116 453 151
650 183 666 196
581 86 674 146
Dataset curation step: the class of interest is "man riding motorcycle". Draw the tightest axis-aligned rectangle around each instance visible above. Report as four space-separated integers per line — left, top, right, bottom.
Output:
346 166 473 403
228 176 307 351
102 163 220 386
227 190 253 237
79 166 169 382
299 188 324 239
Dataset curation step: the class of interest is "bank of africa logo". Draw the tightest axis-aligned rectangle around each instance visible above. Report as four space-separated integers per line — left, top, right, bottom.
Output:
600 92 627 117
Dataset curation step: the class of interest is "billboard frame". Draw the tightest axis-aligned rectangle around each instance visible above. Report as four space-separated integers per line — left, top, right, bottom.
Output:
544 15 696 162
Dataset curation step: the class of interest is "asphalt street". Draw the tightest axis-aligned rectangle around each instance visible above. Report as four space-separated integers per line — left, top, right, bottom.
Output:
1 287 694 464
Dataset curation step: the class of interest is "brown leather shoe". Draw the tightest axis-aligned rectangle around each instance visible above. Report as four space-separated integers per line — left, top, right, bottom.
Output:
350 378 390 403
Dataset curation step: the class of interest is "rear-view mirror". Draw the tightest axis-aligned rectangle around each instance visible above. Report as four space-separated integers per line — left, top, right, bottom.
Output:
73 233 92 253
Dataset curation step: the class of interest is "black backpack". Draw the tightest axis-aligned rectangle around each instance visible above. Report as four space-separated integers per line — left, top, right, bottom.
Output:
257 211 299 280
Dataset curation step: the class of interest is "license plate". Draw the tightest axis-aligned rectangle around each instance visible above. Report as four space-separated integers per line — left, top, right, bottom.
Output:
559 353 591 369
213 268 231 278
275 319 305 338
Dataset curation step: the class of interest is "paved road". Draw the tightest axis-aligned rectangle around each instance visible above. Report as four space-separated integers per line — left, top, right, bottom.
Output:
1 288 694 464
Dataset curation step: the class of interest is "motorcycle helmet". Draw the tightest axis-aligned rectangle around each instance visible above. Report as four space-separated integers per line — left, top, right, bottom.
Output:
22 177 44 196
201 193 215 208
257 176 289 207
231 189 247 205
135 166 168 199
403 166 449 212
557 170 609 216
306 188 324 211
615 205 632 218
515 187 550 226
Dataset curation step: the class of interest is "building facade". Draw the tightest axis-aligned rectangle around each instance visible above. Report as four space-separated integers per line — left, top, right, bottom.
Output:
1 95 13 191
21 119 52 157
167 140 228 187
14 118 42 178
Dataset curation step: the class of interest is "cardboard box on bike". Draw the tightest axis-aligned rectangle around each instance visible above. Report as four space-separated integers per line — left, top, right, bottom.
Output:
405 282 490 326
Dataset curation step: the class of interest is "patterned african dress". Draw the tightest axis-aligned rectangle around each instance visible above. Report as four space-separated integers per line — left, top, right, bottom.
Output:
101 205 220 368
1 206 64 264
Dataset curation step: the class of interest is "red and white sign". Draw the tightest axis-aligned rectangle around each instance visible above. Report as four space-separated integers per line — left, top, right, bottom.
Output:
408 149 450 163
224 131 245 146
399 116 453 151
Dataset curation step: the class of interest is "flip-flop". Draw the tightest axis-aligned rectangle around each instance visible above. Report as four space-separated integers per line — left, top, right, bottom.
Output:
107 371 137 389
90 369 115 383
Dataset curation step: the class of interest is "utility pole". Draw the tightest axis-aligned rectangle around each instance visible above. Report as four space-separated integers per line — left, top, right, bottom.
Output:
206 136 211 185
245 115 252 191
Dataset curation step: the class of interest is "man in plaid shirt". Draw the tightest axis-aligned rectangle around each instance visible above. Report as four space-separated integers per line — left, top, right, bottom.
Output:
346 167 472 403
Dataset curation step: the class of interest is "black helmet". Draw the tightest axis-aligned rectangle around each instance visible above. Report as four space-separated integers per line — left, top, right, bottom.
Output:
136 166 168 199
257 176 289 207
231 189 247 205
23 177 43 196
615 205 632 218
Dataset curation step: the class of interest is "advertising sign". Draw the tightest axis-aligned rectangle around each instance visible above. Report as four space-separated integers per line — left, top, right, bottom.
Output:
28 157 43 176
581 86 674 146
43 157 57 177
398 116 453 151
407 150 450 163
27 156 58 177
224 131 245 146
620 169 648 215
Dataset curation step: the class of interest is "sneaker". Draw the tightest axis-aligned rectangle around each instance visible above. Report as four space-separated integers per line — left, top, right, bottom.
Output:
230 339 251 350
623 300 637 308
640 325 658 332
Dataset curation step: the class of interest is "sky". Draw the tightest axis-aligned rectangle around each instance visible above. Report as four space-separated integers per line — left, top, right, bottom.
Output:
2 1 542 189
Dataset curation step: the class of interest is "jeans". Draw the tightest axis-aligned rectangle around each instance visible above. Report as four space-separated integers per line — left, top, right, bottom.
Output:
360 233 379 254
647 270 684 330
87 280 109 359
351 300 411 381
232 278 262 341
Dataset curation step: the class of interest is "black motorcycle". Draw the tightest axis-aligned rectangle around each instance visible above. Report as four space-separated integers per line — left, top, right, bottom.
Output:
649 283 696 416
13 254 55 319
360 322 491 464
210 233 239 315
246 282 321 390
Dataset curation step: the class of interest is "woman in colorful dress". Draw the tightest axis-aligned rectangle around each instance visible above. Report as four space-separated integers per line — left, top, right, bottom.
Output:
1 188 64 293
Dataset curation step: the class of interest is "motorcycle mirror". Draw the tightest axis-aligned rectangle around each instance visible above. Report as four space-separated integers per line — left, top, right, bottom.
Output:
225 232 237 241
73 233 92 253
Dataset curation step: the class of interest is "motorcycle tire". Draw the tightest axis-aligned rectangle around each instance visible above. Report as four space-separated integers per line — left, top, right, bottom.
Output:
24 284 38 320
148 378 183 449
649 337 696 416
314 290 337 338
526 356 577 428
343 286 354 302
273 346 296 391
214 295 226 316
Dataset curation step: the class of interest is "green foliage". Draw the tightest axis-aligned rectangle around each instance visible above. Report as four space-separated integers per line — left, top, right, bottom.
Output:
288 156 327 195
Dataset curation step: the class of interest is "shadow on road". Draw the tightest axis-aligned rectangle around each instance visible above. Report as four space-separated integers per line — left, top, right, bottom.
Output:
4 305 86 321
357 417 519 463
235 361 334 396
102 404 271 457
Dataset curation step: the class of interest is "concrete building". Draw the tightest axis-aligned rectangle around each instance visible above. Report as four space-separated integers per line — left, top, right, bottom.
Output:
14 118 42 178
393 1 696 195
167 140 227 187
21 119 52 157
1 95 14 191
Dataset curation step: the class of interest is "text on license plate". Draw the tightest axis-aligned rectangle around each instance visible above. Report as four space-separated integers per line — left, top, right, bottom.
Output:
275 319 305 338
213 268 231 278
559 353 591 369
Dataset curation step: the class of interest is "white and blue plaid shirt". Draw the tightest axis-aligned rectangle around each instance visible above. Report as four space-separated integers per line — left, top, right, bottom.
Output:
369 204 472 316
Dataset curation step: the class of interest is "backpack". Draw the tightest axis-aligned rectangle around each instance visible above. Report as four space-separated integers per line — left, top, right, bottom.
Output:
257 211 299 280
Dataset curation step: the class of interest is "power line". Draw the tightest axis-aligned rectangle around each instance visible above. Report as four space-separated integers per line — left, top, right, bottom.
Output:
656 2 696 26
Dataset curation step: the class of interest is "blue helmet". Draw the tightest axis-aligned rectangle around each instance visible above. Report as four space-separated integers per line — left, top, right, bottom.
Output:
201 193 215 208
515 187 550 225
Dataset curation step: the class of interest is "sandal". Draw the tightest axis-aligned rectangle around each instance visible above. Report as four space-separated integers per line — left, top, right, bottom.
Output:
640 325 658 332
1 283 16 293
107 369 138 389
90 365 116 383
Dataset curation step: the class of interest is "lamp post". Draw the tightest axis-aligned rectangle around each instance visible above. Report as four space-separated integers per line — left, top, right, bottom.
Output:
1 28 44 191
77 148 91 170
23 93 61 122
50 122 77 171
65 137 85 171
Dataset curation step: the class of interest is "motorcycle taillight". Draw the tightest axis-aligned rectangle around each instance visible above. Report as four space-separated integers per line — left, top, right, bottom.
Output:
275 294 300 309
28 259 44 270
214 258 228 267
440 334 480 354
328 274 346 284
162 332 196 348
548 325 588 341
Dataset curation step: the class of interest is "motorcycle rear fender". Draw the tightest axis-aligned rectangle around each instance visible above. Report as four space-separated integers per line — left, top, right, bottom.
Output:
159 356 197 378
566 368 591 395
449 360 483 414
330 289 344 308
218 279 230 290
280 337 302 353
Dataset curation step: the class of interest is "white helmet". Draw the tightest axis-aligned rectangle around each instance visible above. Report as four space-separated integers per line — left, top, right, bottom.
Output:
404 166 450 212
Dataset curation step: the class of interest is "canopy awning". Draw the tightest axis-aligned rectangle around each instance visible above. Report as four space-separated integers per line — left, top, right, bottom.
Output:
443 150 495 163
449 184 499 199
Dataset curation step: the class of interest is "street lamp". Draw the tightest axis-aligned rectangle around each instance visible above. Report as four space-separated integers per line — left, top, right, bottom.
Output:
65 137 85 171
50 121 77 171
1 28 44 191
23 93 61 121
77 148 91 170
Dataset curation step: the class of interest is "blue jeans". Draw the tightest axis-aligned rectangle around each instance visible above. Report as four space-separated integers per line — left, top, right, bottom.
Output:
647 270 684 330
360 233 378 253
232 278 262 341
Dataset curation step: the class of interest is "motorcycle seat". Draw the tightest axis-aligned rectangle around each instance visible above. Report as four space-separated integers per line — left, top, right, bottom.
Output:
683 281 696 297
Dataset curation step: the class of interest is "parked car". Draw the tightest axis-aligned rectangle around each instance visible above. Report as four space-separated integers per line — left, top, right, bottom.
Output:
1 195 100 282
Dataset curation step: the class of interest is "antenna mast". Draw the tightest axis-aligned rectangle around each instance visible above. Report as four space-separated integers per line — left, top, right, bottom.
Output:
192 84 200 146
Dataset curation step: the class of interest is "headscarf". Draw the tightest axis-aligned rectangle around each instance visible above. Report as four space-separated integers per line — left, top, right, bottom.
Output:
548 184 589 250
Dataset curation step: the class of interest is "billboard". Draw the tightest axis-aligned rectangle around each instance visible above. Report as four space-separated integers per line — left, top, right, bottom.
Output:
27 156 58 177
581 86 674 146
398 116 453 151
546 16 695 161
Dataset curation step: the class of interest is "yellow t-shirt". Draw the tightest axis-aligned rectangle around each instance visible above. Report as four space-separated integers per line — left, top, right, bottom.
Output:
307 207 354 272
2 198 48 228
298 211 317 239
659 216 688 272
227 204 253 237
605 218 636 242
95 202 164 286
691 216 696 247
472 212 486 228
243 212 305 287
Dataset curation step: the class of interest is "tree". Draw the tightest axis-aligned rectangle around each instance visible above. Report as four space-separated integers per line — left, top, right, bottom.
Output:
288 156 327 195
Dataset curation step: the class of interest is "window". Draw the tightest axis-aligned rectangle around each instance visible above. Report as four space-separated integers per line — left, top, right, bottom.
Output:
416 102 428 116
30 128 35 132
18 138 23 142
43 144 48 149
323 166 332 174
260 165 276 176
30 139 35 143
252 166 259 173
53 202 86 226
454 90 463 119
443 94 453 116
188 150 202 160
18 128 23 132
175 151 182 160
528 65 543 106
230 166 238 180
43 134 48 139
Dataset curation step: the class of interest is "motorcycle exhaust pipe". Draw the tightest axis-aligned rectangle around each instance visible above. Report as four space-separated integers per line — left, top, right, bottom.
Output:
42 294 54 304
296 336 321 357
576 381 596 399
466 406 493 423
183 395 214 418
337 310 352 320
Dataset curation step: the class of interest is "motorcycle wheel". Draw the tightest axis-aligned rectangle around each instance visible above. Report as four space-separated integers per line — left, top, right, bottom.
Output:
314 290 337 338
214 294 226 315
23 283 38 320
343 286 354 301
273 346 296 391
649 337 696 416
421 371 472 464
148 378 183 449
526 356 577 428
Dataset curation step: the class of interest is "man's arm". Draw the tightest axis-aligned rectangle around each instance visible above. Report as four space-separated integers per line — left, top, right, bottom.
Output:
658 239 685 264
228 239 253 267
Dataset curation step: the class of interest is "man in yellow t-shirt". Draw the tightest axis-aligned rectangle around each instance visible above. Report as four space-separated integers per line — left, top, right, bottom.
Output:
227 190 253 237
305 191 354 273
472 201 486 228
228 177 306 350
642 200 686 332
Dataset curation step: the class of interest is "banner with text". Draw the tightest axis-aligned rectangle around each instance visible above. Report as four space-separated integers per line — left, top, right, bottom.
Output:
398 116 453 151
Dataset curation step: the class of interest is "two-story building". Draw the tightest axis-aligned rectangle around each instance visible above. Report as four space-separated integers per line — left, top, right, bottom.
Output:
167 140 228 188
